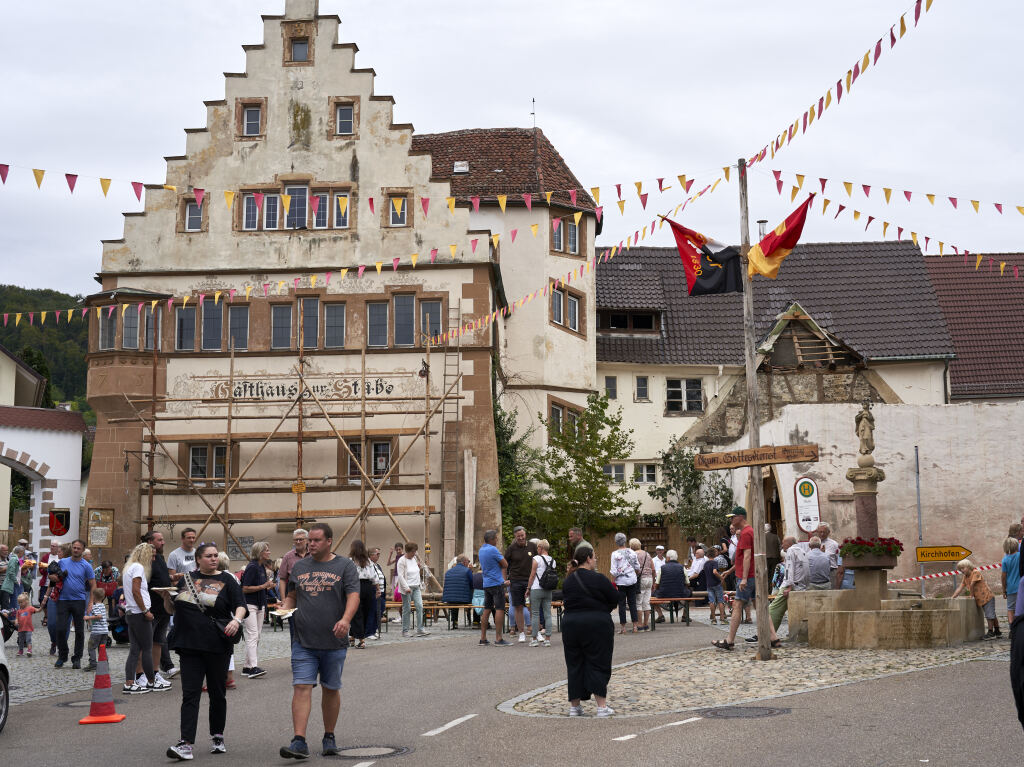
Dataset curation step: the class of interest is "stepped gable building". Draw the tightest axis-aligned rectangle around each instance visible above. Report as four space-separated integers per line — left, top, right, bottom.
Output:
81 0 597 566
594 240 954 528
925 253 1024 402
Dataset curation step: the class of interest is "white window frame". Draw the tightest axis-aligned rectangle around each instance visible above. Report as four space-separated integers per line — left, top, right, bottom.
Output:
367 303 389 348
550 404 564 433
98 312 117 351
175 307 196 352
393 294 416 347
312 192 329 229
346 441 363 484
371 440 392 483
603 464 625 484
122 309 139 350
243 105 261 136
143 307 161 351
285 185 308 229
325 303 346 349
389 195 407 227
243 194 259 231
685 378 703 412
271 305 292 350
604 375 617 400
567 294 580 332
333 193 350 229
335 103 354 135
189 446 208 480
185 202 202 232
635 375 649 401
552 219 564 251
264 195 279 230
201 298 222 352
551 289 564 325
299 297 319 349
633 464 657 484
228 305 249 351
567 220 579 254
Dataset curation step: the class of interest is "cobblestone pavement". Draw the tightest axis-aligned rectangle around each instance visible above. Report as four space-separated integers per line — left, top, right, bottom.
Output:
504 613 1007 718
7 616 452 706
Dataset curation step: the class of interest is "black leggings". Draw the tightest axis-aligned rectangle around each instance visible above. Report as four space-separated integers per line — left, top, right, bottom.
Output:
353 580 375 640
562 610 614 701
617 582 639 625
125 612 154 683
179 649 231 744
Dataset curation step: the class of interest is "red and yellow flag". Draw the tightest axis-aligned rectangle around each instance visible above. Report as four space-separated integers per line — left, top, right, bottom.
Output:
746 194 815 280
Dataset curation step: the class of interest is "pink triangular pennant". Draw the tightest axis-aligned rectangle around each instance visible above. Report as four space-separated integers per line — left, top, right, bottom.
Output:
851 61 860 84
924 237 930 251
0 165 7 184
83 307 90 318
890 25 897 48
836 79 843 103
552 218 561 233
995 203 1004 214
897 227 904 240
569 189 577 206
684 179 694 193
657 178 665 192
595 206 603 223
904 190 912 202
639 193 648 209
2 314 6 327
834 204 845 219
914 0 922 25
862 184 871 197
471 238 479 253
193 188 205 207
421 197 429 217
819 178 827 193
392 257 400 271
615 183 622 199
948 197 958 209
818 96 824 118
368 197 375 214
199 293 206 305
510 229 518 242
802 111 808 133
1015 266 1019 279
522 193 532 211
357 265 366 278
28 312 34 325
874 38 883 64
865 215 875 230
254 192 264 210
107 305 115 317
292 279 299 289
131 181 143 201
430 248 438 263
65 173 77 193
309 195 320 217
471 196 480 212
229 288 237 301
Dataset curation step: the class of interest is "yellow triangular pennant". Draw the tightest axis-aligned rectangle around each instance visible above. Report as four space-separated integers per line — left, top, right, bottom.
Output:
634 181 643 196
336 195 348 218
883 222 890 237
861 51 870 72
530 224 538 237
911 232 918 246
846 69 853 92
339 268 348 280
824 89 832 109
590 187 600 205
150 300 158 313
808 105 815 125
224 190 235 209
99 178 111 197
449 244 457 258
121 303 129 317
709 178 721 193
544 191 553 205
276 281 285 294
971 200 980 213
410 253 418 268
900 14 907 37
926 194 935 205
853 210 861 220
795 174 804 189
490 233 500 249
309 277 316 289
1001 261 1006 275
573 211 582 226
938 242 944 255
32 169 45 188
617 200 625 215
95 307 101 319
183 295 190 306
497 194 507 213
723 166 730 181
975 254 983 270
677 175 686 190
281 194 291 215
40 311 47 324
164 185 177 192
244 286 253 300
392 197 404 217
67 309 74 322
926 0 933 10
843 182 852 197
446 197 455 214
375 261 383 275
883 188 892 203
790 186 799 203
15 313 21 326
215 290 223 303
823 198 831 214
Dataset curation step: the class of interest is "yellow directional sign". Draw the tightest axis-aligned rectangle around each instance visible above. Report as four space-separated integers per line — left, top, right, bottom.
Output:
291 481 306 494
916 545 971 563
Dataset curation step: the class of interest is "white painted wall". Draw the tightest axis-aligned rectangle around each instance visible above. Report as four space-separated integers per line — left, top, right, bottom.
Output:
872 360 948 404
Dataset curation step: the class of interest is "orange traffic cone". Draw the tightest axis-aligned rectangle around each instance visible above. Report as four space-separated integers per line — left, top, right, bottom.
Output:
79 642 126 725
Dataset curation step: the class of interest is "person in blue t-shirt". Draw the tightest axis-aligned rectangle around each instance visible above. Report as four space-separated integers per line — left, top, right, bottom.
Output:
56 539 95 669
477 530 509 646
1002 537 1021 623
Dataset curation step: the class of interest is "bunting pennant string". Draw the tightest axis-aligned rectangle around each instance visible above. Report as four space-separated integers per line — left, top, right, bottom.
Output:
749 0 938 166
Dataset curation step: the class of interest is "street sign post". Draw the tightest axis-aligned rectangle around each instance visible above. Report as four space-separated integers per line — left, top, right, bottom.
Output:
694 443 819 471
916 545 971 563
794 476 821 534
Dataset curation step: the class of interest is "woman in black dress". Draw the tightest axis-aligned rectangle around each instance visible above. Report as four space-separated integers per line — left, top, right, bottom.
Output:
560 545 620 717
162 543 247 761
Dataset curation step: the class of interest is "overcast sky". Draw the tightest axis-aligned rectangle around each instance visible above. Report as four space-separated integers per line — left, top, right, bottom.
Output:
1 0 1021 296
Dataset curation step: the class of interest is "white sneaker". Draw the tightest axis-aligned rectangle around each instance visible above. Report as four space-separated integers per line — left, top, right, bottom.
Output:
163 666 180 679
529 639 540 647
518 632 526 643
167 741 193 761
155 672 171 686
416 629 430 637
596 706 616 717
568 705 585 717
210 736 226 754
151 677 172 692
543 639 551 647
372 632 380 640
123 682 150 695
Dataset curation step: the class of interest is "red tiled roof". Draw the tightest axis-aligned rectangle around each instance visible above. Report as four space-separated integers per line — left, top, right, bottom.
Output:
0 406 87 433
925 254 1024 399
410 127 595 211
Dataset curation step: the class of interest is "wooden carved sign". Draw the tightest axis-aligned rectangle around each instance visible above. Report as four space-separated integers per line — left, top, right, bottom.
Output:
694 444 819 471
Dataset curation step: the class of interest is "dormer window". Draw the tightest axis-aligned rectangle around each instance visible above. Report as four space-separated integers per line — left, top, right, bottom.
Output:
291 38 309 62
243 106 261 136
597 310 660 333
282 21 314 66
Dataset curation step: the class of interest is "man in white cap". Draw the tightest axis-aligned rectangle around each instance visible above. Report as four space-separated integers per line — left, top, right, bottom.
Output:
652 546 666 623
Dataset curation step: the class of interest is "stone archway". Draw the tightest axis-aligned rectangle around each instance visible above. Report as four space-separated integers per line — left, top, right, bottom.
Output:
0 406 86 555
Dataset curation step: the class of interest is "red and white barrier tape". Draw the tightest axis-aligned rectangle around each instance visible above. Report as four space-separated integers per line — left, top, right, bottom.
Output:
886 561 1000 584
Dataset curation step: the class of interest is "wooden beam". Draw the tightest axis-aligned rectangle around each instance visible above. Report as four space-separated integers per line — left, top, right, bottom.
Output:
150 428 438 442
134 505 436 525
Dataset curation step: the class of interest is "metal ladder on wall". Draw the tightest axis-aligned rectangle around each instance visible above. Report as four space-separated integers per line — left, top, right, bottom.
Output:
439 301 462 516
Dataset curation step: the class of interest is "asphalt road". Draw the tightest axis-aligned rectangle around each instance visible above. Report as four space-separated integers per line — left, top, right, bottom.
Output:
4 621 1020 766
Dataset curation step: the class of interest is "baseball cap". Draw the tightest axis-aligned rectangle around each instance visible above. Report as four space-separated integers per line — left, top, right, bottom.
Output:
655 545 665 550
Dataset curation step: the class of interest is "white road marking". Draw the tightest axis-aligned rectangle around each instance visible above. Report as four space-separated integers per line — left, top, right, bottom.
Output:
421 713 478 737
612 716 702 741
350 763 375 767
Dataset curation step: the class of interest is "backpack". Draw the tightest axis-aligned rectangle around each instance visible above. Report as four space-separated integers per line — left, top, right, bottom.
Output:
538 557 558 590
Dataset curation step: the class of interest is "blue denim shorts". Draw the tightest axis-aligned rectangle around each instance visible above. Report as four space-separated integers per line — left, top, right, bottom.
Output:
707 584 726 604
735 580 756 603
291 640 347 690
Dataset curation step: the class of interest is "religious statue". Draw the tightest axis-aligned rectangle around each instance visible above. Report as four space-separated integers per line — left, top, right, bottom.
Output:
855 402 875 455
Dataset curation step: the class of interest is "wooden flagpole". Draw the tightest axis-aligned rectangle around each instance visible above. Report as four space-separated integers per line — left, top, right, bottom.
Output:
738 157 773 661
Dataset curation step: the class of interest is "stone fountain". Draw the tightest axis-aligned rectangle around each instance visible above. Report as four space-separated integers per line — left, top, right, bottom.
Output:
788 403 984 648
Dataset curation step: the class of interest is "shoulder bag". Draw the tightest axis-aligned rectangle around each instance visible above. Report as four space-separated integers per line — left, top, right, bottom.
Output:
183 570 244 646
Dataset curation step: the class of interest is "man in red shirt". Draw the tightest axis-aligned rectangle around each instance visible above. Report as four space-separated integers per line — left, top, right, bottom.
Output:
713 509 779 651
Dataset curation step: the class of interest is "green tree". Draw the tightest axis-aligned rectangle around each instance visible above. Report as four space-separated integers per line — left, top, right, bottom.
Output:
493 398 546 544
19 346 55 408
538 392 639 545
648 441 733 541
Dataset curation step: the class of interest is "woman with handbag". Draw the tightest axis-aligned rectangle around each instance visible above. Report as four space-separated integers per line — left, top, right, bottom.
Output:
240 541 273 679
609 532 641 634
122 542 162 694
163 543 247 761
561 546 619 717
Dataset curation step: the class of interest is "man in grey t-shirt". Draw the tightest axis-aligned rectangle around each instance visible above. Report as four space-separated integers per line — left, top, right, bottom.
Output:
166 528 198 579
806 536 832 590
280 523 359 759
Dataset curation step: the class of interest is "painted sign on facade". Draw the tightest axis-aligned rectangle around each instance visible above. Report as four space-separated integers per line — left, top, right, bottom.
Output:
794 476 820 533
212 376 397 400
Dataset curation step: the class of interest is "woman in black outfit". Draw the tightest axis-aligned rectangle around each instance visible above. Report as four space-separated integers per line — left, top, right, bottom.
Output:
560 546 620 717
162 543 247 761
349 539 375 649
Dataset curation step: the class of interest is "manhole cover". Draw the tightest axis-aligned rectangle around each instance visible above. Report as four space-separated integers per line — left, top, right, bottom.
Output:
335 745 410 759
699 706 790 719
